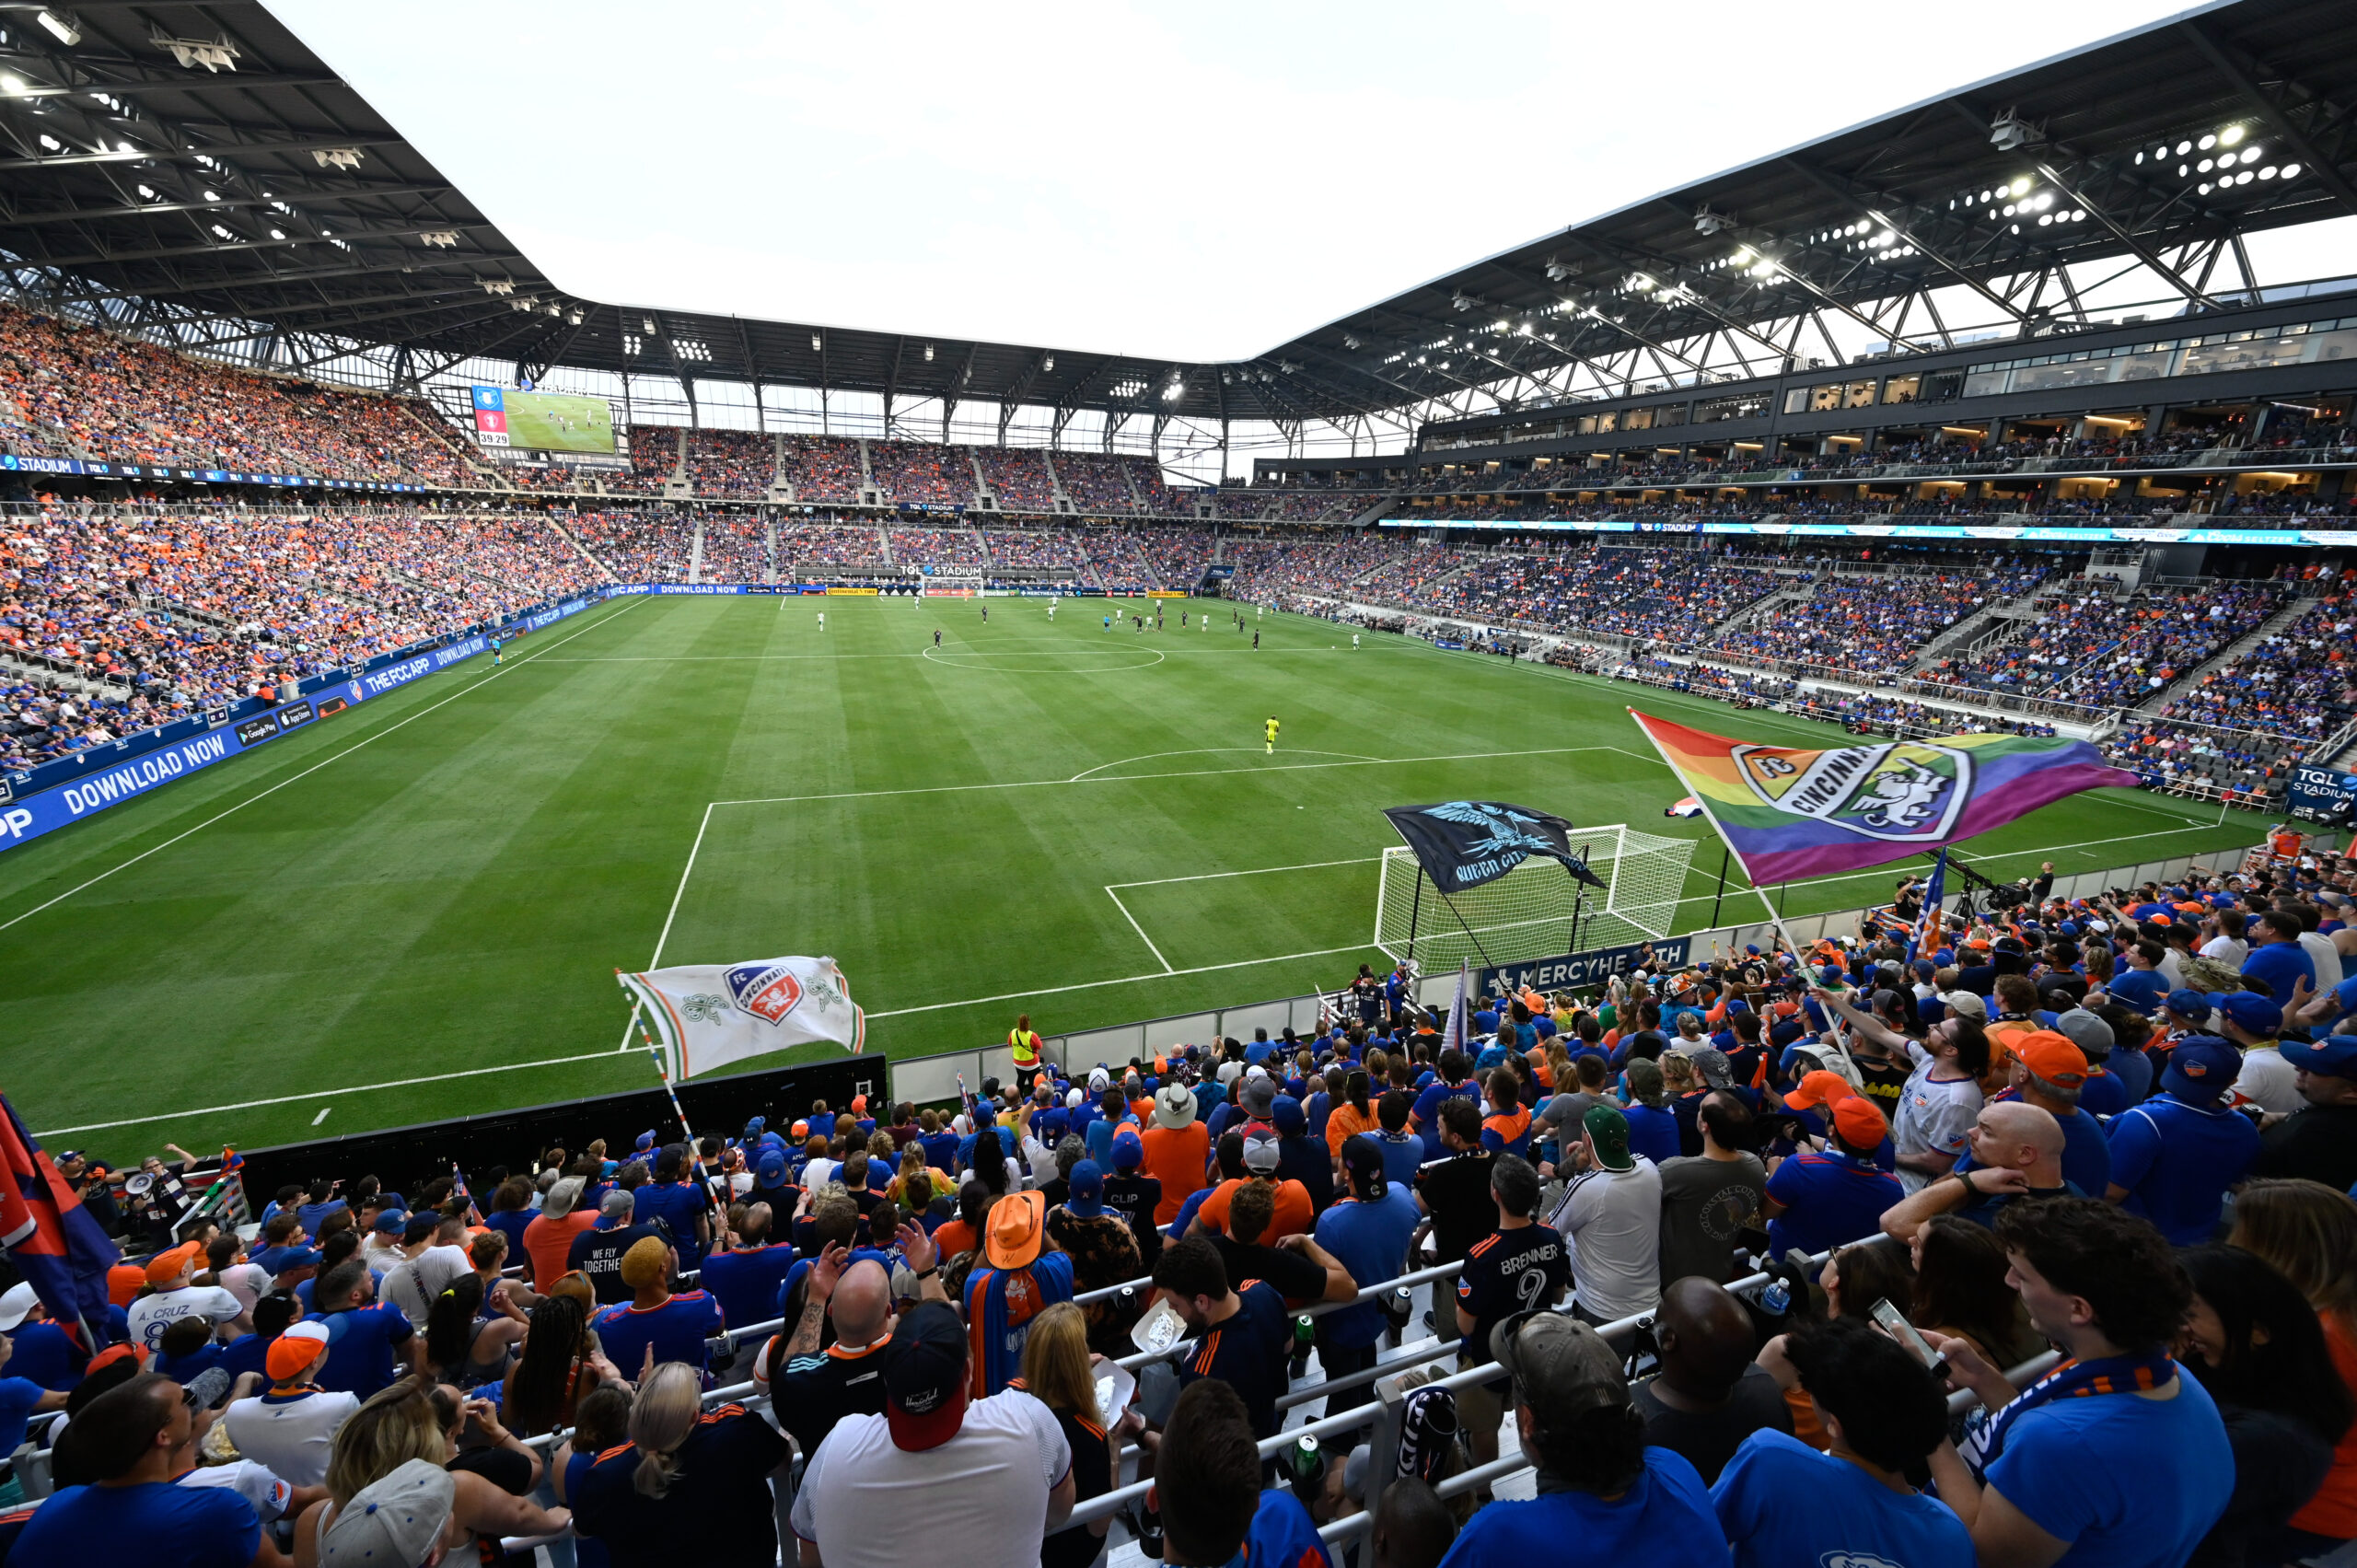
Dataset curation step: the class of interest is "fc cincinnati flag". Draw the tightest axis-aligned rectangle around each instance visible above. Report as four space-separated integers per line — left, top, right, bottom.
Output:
621 957 865 1080
1628 710 2136 886
0 1090 119 1348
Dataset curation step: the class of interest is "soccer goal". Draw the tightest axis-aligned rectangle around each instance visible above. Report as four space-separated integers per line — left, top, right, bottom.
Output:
1373 824 1698 971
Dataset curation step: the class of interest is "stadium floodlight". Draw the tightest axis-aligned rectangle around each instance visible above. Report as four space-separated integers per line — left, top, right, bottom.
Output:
1692 205 1729 235
2219 124 2246 146
1544 259 1575 282
152 32 239 71
1042 354 1054 370
923 343 935 361
642 317 655 332
1341 333 1363 350
312 147 363 170
1988 108 2041 152
418 229 459 248
1450 293 1476 311
36 9 79 46
568 310 584 324
480 279 515 296
810 333 821 350
0 74 25 96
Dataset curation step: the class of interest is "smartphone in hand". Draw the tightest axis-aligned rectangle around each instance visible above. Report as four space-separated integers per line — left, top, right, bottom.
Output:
1870 1298 1950 1380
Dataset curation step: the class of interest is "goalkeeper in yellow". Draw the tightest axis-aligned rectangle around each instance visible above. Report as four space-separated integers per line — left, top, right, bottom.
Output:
1265 714 1280 754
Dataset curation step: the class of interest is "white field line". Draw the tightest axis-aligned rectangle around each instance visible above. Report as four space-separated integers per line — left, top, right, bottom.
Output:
1104 886 1175 973
1072 748 1382 784
1109 855 1384 889
0 596 649 936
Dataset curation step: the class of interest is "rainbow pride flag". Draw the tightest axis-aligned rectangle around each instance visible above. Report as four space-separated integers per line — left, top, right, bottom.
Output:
1629 709 2138 886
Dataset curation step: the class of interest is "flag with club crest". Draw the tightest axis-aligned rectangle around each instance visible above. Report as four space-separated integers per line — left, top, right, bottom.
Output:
620 956 865 1080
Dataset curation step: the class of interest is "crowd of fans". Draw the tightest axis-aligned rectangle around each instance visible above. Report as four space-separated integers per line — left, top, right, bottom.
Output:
869 444 977 509
684 433 778 500
1927 582 2292 706
777 522 888 570
979 528 1090 573
1707 562 2049 675
702 517 771 583
781 437 865 504
33 845 2357 1568
976 450 1060 512
888 528 990 572
1052 453 1142 516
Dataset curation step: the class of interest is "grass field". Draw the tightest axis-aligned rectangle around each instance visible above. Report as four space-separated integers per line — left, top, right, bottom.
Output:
0 594 2270 1157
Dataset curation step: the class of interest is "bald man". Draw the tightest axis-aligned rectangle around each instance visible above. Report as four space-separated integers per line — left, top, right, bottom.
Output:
1877 1100 2077 1242
1628 1276 1792 1483
755 1223 946 1456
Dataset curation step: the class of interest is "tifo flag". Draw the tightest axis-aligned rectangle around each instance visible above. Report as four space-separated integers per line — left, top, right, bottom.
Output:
1665 796 1705 819
1382 800 1582 893
1628 709 2137 886
1910 849 1948 962
0 1090 119 1348
620 957 865 1080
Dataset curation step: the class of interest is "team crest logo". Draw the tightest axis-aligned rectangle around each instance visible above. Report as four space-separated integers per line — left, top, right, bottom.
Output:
1416 801 1557 860
1732 739 1970 843
724 962 806 1026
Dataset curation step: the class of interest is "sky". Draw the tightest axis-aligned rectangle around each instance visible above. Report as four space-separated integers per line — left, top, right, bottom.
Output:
273 0 2254 366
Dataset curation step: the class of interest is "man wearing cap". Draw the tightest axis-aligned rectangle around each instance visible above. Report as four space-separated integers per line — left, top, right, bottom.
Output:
2214 992 2298 1117
1143 1083 1213 1227
590 1236 725 1381
15 1373 268 1565
126 1239 250 1357
1436 1311 1722 1568
2250 1035 2357 1191
1763 1093 1904 1258
567 1189 675 1307
1546 1107 1661 1329
1194 1131 1314 1245
2104 1035 2261 1245
790 1298 1073 1568
1315 1139 1420 1407
1047 1161 1144 1353
962 1189 1074 1398
1458 1155 1573 1468
220 1318 353 1488
1879 1101 2079 1240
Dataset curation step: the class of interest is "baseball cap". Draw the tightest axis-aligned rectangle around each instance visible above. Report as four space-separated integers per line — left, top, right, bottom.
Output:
1270 1096 1307 1138
882 1300 970 1451
754 1147 787 1186
1153 1084 1198 1130
1783 1070 1854 1113
372 1208 410 1236
1341 1136 1387 1202
319 1458 454 1568
1689 1048 1733 1089
2165 989 2214 1024
1583 1104 1633 1171
1938 991 1988 1020
0 1283 36 1332
1110 1127 1144 1169
2164 1035 2241 1104
2051 1009 2115 1062
267 1319 331 1382
1818 963 1848 986
1492 1310 1629 1420
633 1130 656 1153
2012 1030 2089 1091
985 1191 1047 1270
1088 1066 1111 1092
2218 993 2283 1038
85 1342 146 1377
144 1240 203 1289
2281 1035 2357 1082
1066 1160 1106 1218
1831 1095 1888 1149
743 1116 765 1140
1243 1128 1282 1174
1241 1076 1278 1117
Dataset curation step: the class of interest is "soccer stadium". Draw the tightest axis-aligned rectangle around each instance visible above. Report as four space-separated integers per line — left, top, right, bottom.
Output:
3 1 2357 1563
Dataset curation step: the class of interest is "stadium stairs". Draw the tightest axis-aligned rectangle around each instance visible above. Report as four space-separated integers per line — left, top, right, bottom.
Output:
1907 587 2052 676
541 514 620 583
1704 575 1814 640
658 429 691 500
1339 491 1400 528
687 516 706 584
1041 453 1080 516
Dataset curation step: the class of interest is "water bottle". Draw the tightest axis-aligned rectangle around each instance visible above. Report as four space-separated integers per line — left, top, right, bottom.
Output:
1759 1278 1791 1317
1290 1314 1316 1377
1382 1285 1413 1342
1287 1433 1325 1503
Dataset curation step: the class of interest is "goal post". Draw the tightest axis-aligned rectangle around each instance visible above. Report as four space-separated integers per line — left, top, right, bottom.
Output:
1374 824 1698 972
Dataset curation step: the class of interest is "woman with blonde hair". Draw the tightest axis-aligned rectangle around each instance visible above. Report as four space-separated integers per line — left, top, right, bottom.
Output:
1018 1302 1131 1568
570 1360 794 1563
291 1377 568 1565
2228 1178 2357 1555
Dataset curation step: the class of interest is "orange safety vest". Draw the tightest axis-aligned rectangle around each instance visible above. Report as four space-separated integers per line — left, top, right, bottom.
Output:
1009 1028 1041 1068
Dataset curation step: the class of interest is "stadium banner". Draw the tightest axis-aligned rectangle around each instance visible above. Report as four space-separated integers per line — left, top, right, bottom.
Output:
829 587 883 596
1381 801 1584 893
620 958 866 1077
1480 935 1692 997
2286 764 2357 825
0 596 599 854
607 584 753 596
1377 517 2357 548
1629 709 2138 886
0 452 427 492
1146 590 1191 598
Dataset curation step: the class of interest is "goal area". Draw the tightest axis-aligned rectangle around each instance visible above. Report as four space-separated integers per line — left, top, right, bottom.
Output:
1374 824 1698 971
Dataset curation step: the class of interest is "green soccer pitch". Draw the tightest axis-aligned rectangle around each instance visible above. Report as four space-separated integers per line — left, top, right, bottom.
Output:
0 593 2270 1157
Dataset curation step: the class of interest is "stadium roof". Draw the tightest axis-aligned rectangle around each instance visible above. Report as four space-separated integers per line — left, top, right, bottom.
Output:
0 0 2350 426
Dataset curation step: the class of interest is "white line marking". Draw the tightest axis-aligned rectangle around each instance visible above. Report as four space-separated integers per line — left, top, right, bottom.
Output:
649 799 715 970
864 940 1382 1021
0 596 649 935
1070 748 1381 784
1104 886 1175 973
922 645 1166 672
709 745 1623 809
310 1107 331 1126
1109 855 1383 889
33 1048 628 1139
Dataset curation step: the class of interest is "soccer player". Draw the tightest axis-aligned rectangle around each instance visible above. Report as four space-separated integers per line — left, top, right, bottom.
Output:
490 636 504 667
1253 630 1260 649
934 629 942 646
981 605 988 622
818 611 825 633
1353 633 1360 648
1265 715 1279 754
1103 613 1111 630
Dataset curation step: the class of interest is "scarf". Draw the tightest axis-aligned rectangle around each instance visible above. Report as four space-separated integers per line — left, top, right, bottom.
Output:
1959 1348 2177 1481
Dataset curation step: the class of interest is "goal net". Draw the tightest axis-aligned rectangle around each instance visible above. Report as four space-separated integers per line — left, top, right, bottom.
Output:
1373 824 1698 972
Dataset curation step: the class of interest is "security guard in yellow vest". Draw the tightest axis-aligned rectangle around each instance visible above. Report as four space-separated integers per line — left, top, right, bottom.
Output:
1009 1013 1044 1092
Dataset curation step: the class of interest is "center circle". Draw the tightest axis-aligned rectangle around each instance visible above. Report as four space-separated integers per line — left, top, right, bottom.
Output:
922 646 1167 672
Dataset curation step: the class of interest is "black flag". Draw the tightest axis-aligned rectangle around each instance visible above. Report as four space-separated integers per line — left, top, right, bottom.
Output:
1382 801 1581 894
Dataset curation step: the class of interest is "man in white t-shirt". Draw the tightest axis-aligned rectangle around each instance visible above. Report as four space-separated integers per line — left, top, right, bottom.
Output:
2295 907 2345 993
1547 1105 1663 1324
127 1241 250 1354
789 1299 1072 1568
220 1320 358 1489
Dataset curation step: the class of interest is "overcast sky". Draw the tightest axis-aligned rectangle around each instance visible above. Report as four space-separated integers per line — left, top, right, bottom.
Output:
277 0 2244 365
